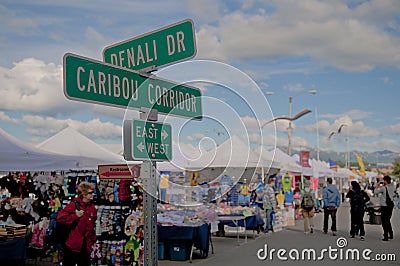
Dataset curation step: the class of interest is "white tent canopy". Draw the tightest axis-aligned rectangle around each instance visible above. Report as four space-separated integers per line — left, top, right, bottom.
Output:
291 154 336 177
253 146 282 170
0 128 84 171
334 168 362 180
37 127 125 169
156 142 200 172
273 148 302 173
310 158 336 177
184 135 263 170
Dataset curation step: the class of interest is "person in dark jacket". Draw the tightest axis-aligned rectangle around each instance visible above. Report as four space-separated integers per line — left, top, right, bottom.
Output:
322 177 340 236
57 181 97 266
374 175 396 241
346 181 370 240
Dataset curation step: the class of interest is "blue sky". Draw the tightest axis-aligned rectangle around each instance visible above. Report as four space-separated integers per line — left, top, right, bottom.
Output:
1 0 400 158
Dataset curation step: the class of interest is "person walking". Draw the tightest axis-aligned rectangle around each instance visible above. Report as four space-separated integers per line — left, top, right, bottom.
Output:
300 180 316 234
57 181 97 266
263 178 277 233
374 175 395 241
322 177 340 236
346 181 370 240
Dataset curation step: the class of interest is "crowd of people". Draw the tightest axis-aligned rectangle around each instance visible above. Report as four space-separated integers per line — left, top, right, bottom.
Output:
222 173 398 243
296 175 397 242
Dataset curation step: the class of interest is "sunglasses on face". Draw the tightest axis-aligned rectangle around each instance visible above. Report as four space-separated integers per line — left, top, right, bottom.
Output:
87 191 94 195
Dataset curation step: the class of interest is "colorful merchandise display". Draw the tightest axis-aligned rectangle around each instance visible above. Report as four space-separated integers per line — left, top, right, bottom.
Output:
0 169 145 266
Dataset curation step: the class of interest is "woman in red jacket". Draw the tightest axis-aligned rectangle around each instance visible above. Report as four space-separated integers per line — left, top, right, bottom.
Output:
57 181 97 266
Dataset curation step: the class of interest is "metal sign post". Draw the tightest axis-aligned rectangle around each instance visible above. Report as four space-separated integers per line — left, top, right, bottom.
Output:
63 19 202 265
142 160 158 266
140 109 159 266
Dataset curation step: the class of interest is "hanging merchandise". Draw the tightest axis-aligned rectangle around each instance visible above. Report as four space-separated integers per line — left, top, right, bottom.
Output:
284 191 294 206
0 168 147 265
119 179 132 203
90 242 102 262
219 175 233 196
124 236 140 264
66 174 78 196
30 217 49 248
282 174 292 192
229 183 239 206
124 213 138 237
274 175 282 194
276 191 285 207
254 182 264 208
93 172 144 266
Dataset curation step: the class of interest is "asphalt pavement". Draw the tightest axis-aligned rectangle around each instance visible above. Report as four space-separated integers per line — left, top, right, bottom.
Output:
159 201 400 266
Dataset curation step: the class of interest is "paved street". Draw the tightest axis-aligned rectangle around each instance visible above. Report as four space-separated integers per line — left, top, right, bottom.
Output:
160 202 400 266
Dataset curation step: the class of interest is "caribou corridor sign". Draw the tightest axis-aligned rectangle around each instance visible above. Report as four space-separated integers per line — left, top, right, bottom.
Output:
63 53 202 119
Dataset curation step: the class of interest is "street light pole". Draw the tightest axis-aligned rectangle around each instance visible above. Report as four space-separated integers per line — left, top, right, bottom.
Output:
315 107 320 161
288 96 293 155
266 90 316 156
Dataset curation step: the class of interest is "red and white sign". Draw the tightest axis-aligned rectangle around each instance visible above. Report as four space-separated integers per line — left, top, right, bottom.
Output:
300 151 311 168
98 164 140 179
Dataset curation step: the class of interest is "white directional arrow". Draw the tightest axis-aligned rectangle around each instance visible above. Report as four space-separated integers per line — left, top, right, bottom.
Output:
137 142 145 152
161 130 168 140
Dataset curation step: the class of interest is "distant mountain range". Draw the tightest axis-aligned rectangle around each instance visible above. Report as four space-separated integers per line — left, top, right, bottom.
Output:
288 148 400 165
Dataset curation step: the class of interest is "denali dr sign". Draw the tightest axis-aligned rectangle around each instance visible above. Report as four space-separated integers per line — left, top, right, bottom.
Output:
103 19 196 71
63 53 202 120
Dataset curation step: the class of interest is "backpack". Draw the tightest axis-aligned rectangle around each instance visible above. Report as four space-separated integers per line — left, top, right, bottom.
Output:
385 187 394 209
352 191 365 212
46 200 80 249
301 190 315 210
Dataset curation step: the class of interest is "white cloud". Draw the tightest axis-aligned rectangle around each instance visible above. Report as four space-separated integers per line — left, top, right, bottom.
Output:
0 58 85 115
291 135 310 149
303 115 380 139
0 5 38 35
0 57 127 119
0 112 19 123
187 133 205 141
320 109 372 120
380 76 391 84
196 0 400 71
193 133 205 139
241 116 261 129
248 132 261 144
184 1 222 24
0 114 122 143
345 109 372 120
284 83 307 93
85 26 106 43
382 123 400 135
354 138 400 153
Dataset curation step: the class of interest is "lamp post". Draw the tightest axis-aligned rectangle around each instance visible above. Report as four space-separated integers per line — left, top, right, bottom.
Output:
266 90 317 156
315 107 320 161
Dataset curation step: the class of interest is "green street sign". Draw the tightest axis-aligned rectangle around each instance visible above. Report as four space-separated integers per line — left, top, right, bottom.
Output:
63 53 202 120
128 120 172 161
103 19 196 71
